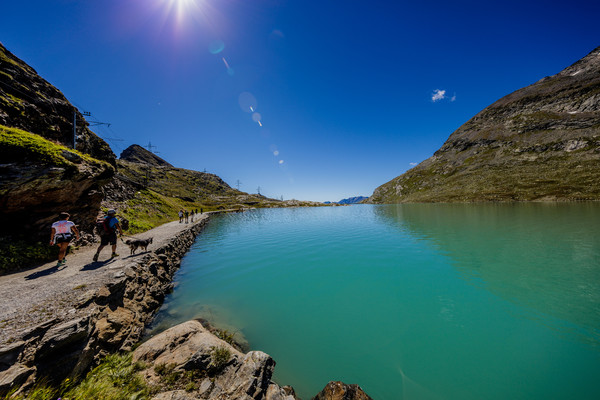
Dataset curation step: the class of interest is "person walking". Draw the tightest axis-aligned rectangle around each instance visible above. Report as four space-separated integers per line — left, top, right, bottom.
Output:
190 210 195 223
184 210 189 223
93 209 123 262
50 212 80 266
179 209 184 223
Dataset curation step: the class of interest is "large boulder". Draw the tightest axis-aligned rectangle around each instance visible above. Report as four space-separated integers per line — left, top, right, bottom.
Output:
133 320 296 400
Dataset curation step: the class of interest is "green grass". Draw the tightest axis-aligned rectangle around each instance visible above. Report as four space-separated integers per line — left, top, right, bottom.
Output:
0 240 59 275
373 151 600 203
209 346 231 373
2 353 152 400
0 124 112 170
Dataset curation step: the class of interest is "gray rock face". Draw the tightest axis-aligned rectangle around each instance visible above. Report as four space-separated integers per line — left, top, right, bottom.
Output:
133 320 296 400
0 156 114 244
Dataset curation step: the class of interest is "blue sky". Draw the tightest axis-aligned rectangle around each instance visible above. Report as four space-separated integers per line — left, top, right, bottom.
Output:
1 0 599 202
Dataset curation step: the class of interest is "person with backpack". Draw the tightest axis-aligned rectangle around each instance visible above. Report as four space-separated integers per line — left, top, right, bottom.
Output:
93 209 123 262
50 212 80 266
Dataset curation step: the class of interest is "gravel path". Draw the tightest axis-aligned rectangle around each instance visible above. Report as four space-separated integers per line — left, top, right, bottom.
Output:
0 214 211 346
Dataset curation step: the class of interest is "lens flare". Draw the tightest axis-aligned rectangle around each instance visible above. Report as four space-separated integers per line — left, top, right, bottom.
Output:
209 40 225 54
238 92 257 113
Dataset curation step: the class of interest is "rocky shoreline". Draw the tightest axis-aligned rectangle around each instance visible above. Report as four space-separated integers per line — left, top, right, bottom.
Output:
0 214 372 399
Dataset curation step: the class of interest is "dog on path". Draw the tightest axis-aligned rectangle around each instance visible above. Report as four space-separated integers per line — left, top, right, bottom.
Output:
125 237 153 255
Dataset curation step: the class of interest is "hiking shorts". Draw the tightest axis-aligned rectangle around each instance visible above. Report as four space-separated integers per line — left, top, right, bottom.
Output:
55 233 73 244
100 232 118 246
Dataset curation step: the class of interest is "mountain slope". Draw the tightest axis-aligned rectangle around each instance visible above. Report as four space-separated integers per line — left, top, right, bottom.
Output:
369 46 600 203
103 145 324 233
0 42 114 163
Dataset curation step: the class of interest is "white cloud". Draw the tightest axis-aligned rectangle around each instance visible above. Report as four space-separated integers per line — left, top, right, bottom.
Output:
432 89 446 102
409 162 418 166
450 94 456 102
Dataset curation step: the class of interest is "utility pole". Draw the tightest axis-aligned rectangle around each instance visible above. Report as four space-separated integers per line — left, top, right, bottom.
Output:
146 141 158 153
73 111 90 149
257 186 261 195
73 110 110 149
144 142 158 187
236 180 242 190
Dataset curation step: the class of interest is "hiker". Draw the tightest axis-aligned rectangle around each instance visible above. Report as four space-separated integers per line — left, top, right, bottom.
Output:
200 208 203 214
190 210 195 222
50 212 80 266
178 209 184 223
184 210 189 223
93 209 123 262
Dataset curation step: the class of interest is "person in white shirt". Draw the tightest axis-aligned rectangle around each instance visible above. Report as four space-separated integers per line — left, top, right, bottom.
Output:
50 212 80 266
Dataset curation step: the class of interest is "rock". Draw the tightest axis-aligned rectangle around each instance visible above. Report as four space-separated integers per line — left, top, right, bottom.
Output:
312 381 373 400
151 390 198 400
94 307 135 346
133 320 243 367
133 320 296 400
0 364 35 394
36 317 89 361
0 341 25 370
61 150 83 163
210 351 276 399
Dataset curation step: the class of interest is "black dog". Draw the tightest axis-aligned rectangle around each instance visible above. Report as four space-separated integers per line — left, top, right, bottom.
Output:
125 237 153 255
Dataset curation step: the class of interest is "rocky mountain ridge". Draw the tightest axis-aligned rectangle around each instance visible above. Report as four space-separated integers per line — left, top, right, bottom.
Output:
369 45 600 203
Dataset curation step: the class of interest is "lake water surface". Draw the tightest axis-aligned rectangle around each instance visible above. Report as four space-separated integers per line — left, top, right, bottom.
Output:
150 204 600 400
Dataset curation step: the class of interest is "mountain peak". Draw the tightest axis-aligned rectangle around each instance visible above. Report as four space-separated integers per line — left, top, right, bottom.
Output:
119 144 173 167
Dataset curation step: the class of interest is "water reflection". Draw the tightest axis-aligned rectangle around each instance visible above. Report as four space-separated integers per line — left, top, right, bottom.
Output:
373 203 600 346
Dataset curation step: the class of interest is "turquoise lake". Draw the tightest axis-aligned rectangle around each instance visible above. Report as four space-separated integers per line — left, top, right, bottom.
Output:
150 204 600 400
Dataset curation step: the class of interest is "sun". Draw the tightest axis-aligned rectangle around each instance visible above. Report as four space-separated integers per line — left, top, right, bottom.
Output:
161 0 205 25
170 0 202 14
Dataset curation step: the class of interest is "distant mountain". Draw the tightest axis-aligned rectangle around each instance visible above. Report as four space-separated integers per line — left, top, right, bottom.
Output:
120 144 173 167
368 46 600 203
337 196 368 204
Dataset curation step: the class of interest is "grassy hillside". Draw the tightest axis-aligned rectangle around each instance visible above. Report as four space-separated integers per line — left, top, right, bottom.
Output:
105 156 326 235
369 46 600 203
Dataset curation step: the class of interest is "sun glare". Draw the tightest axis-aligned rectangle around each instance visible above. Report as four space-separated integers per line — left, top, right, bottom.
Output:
160 0 206 27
